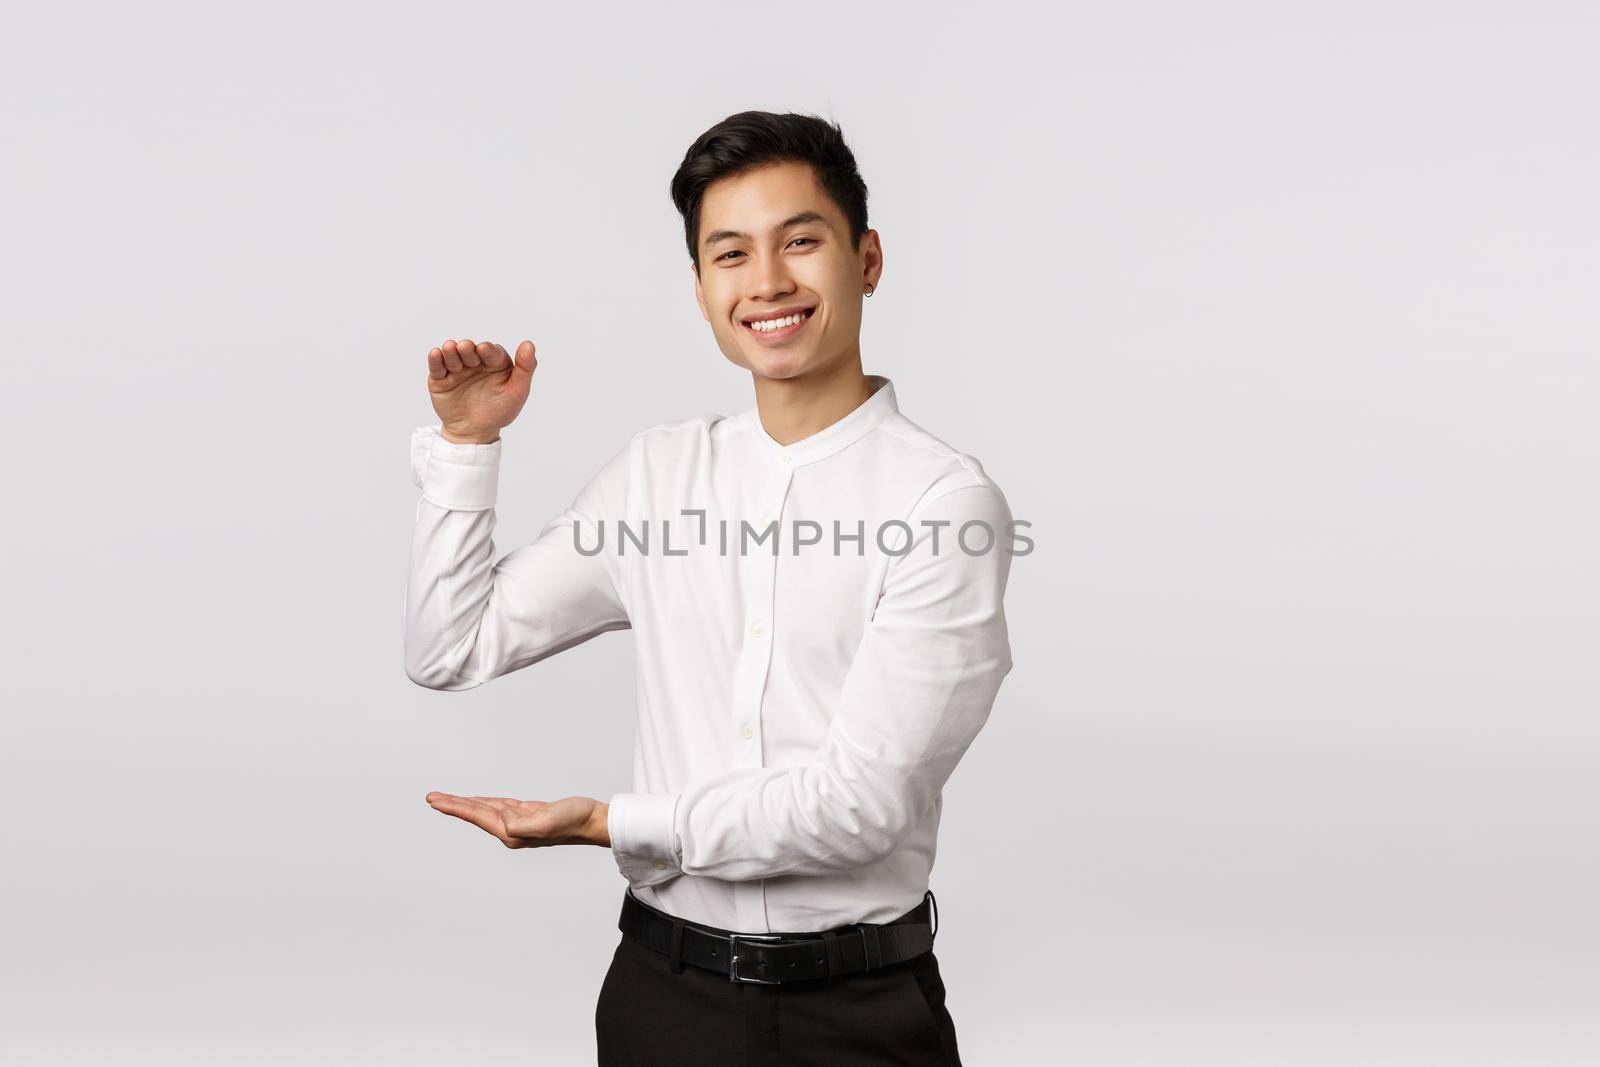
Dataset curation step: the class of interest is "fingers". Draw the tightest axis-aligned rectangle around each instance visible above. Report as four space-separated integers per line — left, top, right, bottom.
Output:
479 341 509 369
425 792 515 846
439 339 466 374
428 338 517 377
439 338 486 372
470 796 526 819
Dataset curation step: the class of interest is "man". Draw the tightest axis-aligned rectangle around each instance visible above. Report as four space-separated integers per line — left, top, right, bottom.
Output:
405 110 1017 1066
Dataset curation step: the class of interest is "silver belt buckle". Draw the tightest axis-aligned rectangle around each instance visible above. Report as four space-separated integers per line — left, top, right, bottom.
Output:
727 933 784 984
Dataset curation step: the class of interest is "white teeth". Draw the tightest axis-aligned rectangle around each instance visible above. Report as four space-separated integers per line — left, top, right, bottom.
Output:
747 310 808 332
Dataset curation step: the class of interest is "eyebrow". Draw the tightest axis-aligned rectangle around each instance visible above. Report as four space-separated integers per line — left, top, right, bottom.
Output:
702 210 835 251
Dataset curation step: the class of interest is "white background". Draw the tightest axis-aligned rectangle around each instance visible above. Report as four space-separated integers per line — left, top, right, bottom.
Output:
2 2 1596 1063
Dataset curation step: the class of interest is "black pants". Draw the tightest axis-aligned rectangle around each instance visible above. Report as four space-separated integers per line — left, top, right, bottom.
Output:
595 893 964 1066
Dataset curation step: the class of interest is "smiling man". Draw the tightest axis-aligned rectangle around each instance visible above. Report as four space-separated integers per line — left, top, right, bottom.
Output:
405 110 1018 1066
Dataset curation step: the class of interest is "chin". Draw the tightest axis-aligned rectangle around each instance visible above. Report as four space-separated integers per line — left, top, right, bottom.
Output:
749 350 818 379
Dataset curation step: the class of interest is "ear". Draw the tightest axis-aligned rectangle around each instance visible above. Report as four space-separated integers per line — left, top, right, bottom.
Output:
861 228 884 292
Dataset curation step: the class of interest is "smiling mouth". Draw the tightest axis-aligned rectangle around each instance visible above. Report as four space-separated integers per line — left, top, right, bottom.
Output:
741 307 816 337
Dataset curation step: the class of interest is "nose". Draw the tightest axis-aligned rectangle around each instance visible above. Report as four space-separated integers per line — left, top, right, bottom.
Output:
745 250 797 303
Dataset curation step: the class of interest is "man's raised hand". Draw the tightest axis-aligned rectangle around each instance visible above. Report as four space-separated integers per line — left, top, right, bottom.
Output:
425 338 537 445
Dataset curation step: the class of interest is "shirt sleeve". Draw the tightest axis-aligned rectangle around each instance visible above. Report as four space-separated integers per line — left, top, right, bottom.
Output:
607 481 1017 886
404 424 633 690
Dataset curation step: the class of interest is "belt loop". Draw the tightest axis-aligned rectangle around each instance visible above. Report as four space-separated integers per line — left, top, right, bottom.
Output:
925 889 939 944
859 924 882 971
667 919 686 975
821 929 842 987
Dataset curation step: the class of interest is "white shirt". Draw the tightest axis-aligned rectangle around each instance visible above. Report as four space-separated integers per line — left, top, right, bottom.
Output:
405 374 1017 933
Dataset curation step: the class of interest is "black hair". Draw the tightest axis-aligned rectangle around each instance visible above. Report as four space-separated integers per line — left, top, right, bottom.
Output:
669 110 870 274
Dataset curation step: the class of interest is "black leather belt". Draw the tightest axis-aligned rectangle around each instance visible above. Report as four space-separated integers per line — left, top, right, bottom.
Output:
617 887 939 985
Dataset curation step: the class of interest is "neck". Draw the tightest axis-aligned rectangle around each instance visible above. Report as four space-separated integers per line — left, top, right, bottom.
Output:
751 355 874 446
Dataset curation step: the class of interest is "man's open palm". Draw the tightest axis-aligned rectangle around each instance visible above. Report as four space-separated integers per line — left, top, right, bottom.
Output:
425 338 537 442
425 791 602 848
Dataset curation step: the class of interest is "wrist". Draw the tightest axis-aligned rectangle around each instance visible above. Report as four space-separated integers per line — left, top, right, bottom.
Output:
586 802 611 848
439 426 502 446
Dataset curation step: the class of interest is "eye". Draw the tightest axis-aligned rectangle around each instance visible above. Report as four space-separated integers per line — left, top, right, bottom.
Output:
716 237 817 264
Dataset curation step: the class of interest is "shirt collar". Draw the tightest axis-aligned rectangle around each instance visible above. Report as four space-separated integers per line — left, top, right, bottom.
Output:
744 374 898 468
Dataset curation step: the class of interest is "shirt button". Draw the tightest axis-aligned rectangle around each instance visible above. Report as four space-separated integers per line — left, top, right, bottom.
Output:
778 451 792 464
740 723 753 739
751 623 766 637
651 859 668 870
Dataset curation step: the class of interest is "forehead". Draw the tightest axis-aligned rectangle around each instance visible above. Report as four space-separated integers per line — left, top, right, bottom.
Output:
698 161 841 246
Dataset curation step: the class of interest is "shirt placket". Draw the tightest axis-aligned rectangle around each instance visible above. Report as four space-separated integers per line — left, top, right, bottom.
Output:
731 445 795 932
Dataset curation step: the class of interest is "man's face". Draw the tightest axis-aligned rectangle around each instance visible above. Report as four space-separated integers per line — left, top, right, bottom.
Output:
693 160 881 382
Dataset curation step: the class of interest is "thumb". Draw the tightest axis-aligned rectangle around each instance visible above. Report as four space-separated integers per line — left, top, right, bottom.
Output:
512 340 537 381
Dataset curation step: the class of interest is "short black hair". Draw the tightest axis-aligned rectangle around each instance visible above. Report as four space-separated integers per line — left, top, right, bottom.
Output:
670 110 870 274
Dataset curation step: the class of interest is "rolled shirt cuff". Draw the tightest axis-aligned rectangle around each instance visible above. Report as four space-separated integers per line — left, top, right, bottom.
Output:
608 791 682 888
411 425 501 511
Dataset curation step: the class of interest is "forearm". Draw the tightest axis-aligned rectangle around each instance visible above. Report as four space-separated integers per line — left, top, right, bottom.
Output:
404 498 501 690
405 427 506 688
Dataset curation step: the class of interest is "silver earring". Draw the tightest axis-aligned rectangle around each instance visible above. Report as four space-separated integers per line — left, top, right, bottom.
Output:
865 284 874 297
